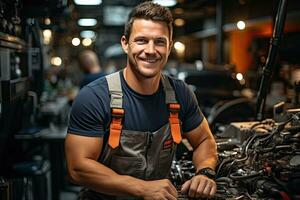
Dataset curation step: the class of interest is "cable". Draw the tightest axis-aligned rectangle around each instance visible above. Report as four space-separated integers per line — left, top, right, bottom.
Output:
229 170 263 180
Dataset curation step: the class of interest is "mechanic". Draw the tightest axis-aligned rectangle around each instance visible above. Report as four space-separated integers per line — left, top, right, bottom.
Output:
65 1 218 199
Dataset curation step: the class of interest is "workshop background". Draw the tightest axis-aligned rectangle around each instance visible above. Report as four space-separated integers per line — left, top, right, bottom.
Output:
1 0 300 199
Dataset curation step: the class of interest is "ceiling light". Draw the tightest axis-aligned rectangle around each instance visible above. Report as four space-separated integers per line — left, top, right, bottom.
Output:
174 41 185 55
239 79 246 85
174 8 183 15
43 29 52 38
44 18 51 25
78 18 97 26
153 0 177 7
82 38 92 46
236 73 243 81
237 20 246 30
174 18 185 26
51 57 62 66
74 0 102 5
80 30 96 39
43 29 52 45
72 37 80 46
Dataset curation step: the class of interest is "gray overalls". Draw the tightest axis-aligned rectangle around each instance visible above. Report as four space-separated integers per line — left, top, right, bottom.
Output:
78 72 182 200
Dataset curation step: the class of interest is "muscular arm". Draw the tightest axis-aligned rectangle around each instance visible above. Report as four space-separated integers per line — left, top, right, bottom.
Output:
65 134 141 196
65 133 177 199
181 118 218 198
185 118 218 170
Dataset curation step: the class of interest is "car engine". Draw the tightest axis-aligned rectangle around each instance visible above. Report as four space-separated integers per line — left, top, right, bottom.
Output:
171 111 300 200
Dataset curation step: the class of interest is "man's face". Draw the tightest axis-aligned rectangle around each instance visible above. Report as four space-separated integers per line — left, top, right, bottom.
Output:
121 19 172 79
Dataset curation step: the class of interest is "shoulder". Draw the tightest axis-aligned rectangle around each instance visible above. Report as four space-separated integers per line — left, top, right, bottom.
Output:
164 74 204 133
81 71 124 101
164 74 196 110
165 74 191 95
68 76 111 137
74 76 110 109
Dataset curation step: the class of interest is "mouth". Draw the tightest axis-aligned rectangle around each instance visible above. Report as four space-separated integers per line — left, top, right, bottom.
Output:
139 57 160 64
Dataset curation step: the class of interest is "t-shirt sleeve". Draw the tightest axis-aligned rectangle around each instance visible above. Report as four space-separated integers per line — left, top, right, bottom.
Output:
67 86 107 137
176 80 204 133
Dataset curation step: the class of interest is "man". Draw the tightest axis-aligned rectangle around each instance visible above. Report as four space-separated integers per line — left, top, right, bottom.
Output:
77 49 105 88
65 2 217 199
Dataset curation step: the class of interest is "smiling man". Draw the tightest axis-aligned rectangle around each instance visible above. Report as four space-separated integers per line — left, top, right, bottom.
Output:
65 2 218 200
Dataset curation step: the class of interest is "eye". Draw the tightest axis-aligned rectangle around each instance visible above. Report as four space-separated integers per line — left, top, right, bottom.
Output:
135 38 148 45
155 39 167 46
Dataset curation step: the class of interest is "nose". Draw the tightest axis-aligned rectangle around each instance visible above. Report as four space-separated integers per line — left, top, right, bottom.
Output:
144 40 155 54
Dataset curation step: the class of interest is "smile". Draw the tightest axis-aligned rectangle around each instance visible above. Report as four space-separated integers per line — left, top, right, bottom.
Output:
139 57 159 63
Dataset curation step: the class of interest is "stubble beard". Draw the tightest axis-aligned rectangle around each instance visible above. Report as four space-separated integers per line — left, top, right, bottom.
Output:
128 56 160 79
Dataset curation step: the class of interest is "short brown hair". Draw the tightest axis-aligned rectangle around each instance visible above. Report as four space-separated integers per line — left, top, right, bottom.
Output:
124 1 173 40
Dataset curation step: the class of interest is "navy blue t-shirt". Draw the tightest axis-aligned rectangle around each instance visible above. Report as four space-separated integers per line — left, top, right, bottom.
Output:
68 71 204 137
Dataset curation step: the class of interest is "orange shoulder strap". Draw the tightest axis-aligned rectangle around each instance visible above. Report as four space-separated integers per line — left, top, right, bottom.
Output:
108 108 124 148
169 103 182 144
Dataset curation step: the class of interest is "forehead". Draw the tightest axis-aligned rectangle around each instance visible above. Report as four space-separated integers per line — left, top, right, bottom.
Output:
130 19 170 40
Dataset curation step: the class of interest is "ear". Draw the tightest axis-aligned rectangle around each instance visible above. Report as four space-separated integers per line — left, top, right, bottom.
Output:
121 36 129 54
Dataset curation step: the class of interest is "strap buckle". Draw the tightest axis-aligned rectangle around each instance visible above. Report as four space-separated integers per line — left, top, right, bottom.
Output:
169 103 180 112
111 108 124 118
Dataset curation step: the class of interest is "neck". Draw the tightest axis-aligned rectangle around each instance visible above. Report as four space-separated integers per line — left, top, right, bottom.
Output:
123 67 161 95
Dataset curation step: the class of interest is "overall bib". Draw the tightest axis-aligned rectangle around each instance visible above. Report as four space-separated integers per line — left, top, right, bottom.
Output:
78 72 182 200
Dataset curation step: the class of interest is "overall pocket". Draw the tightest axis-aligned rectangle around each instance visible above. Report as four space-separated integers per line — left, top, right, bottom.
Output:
157 148 174 178
110 156 144 179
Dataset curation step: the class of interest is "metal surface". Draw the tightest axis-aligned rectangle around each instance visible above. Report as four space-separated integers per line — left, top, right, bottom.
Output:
0 32 25 50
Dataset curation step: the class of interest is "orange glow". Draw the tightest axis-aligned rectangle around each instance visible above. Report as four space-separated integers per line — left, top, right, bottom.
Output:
230 31 253 74
229 20 300 74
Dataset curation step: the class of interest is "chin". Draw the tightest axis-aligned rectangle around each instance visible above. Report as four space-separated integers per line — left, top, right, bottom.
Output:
138 71 158 79
138 67 161 78
129 59 162 78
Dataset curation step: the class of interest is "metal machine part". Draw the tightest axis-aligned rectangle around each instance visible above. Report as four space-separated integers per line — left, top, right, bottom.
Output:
0 0 22 37
171 111 300 199
216 112 300 199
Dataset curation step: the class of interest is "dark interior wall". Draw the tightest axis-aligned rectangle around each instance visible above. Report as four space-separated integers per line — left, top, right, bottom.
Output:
223 0 300 24
0 99 25 173
280 32 300 64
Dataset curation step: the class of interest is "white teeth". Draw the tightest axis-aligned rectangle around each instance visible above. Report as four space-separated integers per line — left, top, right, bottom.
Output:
144 59 156 62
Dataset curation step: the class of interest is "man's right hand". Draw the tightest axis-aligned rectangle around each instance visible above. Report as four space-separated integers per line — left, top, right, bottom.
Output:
141 179 178 200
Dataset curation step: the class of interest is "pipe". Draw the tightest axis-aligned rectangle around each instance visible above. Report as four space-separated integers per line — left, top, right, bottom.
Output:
256 0 288 120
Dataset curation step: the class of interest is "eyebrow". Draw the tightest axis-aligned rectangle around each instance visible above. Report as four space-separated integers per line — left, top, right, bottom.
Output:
156 37 167 41
133 36 168 41
133 36 147 40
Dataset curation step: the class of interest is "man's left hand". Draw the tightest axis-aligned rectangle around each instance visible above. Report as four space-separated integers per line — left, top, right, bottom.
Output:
181 174 216 199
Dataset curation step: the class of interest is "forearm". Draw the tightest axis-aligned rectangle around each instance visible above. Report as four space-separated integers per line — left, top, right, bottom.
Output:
65 134 177 198
68 158 146 197
192 137 218 171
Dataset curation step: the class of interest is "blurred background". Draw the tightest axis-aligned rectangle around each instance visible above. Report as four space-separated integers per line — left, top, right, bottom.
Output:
1 0 300 199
